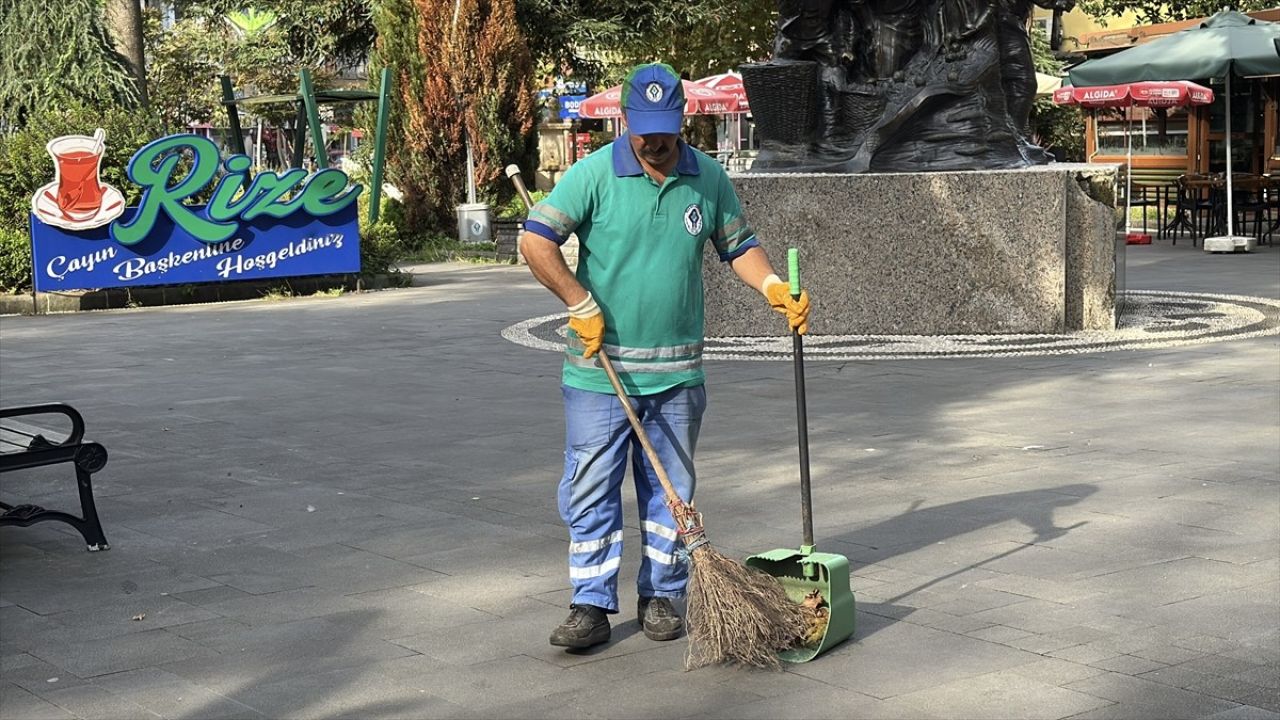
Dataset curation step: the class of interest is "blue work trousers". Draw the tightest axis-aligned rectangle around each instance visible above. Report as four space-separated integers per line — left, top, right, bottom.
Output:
559 384 706 612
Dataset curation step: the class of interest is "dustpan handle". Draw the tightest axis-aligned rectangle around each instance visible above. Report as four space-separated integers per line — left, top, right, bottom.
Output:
789 249 814 549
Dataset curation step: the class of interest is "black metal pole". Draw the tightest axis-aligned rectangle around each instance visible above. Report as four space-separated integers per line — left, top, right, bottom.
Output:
793 318 814 548
219 75 249 189
292 101 306 169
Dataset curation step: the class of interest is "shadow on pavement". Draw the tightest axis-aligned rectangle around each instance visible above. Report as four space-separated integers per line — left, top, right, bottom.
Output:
829 484 1098 641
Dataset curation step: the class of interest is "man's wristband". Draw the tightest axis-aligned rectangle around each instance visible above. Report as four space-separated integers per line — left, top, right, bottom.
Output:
567 292 600 319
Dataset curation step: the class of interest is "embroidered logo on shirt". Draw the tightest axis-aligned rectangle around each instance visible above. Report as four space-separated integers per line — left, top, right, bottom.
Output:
683 204 703 236
646 82 664 103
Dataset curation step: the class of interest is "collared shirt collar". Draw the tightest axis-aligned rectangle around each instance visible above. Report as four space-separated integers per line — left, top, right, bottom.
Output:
612 133 701 178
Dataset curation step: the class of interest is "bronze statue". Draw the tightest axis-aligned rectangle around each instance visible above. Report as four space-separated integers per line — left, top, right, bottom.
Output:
742 0 1073 173
999 0 1076 137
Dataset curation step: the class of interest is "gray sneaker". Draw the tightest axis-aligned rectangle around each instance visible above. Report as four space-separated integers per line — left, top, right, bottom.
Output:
637 596 683 641
549 604 610 648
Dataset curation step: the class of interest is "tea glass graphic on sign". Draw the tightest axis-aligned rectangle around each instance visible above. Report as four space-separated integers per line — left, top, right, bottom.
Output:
31 129 126 231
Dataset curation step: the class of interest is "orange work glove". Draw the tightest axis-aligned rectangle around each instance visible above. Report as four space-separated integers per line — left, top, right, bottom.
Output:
763 275 811 335
567 292 605 358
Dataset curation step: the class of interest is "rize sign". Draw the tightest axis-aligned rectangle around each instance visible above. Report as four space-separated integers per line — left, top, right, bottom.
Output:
30 131 361 292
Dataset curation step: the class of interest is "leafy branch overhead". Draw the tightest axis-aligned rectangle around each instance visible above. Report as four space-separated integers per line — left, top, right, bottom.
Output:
0 0 139 124
1075 0 1274 26
518 0 776 83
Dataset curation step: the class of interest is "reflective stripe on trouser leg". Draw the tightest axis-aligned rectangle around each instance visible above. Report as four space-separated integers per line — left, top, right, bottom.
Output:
559 385 632 612
631 385 706 599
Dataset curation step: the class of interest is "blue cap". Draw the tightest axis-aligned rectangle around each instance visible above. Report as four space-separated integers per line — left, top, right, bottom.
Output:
621 63 684 135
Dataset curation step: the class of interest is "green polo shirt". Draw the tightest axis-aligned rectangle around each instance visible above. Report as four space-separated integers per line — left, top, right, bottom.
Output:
524 135 759 395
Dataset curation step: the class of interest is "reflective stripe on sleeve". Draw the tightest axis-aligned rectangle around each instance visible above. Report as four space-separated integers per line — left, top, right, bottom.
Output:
529 201 578 237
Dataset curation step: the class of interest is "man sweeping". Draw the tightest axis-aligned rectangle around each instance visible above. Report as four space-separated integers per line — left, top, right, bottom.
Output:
520 62 812 650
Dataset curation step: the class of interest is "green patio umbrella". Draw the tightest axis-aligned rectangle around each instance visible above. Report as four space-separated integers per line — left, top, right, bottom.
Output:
1068 10 1280 251
1068 10 1280 86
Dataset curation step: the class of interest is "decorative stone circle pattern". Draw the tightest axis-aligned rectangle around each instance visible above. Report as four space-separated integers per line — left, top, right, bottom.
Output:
502 291 1280 361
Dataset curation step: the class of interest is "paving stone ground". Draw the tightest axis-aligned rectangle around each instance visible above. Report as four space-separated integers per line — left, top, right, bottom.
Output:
1 238 1277 720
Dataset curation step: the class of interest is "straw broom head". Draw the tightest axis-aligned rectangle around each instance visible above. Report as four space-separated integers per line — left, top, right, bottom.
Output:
674 503 808 670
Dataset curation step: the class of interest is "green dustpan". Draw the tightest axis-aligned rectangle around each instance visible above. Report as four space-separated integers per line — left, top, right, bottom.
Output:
745 249 855 663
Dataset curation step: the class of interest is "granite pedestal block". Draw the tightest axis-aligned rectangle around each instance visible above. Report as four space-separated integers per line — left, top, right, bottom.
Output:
704 164 1122 336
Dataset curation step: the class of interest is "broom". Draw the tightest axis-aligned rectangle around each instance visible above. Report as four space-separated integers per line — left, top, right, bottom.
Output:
596 351 808 670
502 165 807 668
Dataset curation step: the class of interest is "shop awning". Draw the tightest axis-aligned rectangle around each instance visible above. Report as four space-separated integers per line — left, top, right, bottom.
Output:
1068 10 1280 86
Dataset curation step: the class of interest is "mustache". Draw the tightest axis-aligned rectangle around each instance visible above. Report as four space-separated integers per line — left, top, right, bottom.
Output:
640 144 673 154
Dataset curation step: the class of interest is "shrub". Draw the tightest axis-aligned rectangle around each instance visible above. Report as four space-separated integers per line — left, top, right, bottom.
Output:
0 226 32 293
0 104 164 291
0 104 165 233
359 219 402 276
493 189 546 219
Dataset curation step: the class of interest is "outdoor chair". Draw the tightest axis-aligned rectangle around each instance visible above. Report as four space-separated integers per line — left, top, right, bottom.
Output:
1263 175 1280 246
1128 183 1162 238
1171 174 1216 245
1230 174 1271 244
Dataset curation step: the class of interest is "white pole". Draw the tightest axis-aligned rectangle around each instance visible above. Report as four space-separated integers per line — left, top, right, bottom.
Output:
1126 110 1134 234
1225 72 1235 238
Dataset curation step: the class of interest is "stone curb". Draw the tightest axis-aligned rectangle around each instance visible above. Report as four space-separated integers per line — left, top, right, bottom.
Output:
0 274 401 315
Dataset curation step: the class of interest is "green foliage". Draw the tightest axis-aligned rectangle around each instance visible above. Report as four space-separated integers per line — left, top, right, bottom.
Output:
143 8 306 131
493 189 547 219
372 0 537 234
368 0 432 228
358 218 402 275
184 0 376 68
143 11 223 129
587 130 615 154
353 188 410 275
517 0 775 85
0 103 165 234
0 225 32 293
660 0 776 78
1076 0 1274 25
0 103 178 291
1029 31 1084 162
0 0 140 124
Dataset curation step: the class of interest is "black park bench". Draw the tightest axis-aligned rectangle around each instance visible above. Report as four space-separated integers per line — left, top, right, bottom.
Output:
0 404 110 551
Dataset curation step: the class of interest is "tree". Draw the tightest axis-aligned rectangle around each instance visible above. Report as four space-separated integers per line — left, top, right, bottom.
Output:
516 0 776 85
106 0 149 106
1029 29 1084 161
144 8 299 132
372 0 536 233
0 0 139 125
659 0 776 78
180 0 376 68
1076 0 1274 26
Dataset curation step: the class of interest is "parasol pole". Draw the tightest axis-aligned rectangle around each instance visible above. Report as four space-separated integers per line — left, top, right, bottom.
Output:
1224 71 1235 238
1125 108 1134 235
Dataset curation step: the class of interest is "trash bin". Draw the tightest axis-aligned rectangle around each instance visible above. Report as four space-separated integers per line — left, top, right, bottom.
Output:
456 203 492 244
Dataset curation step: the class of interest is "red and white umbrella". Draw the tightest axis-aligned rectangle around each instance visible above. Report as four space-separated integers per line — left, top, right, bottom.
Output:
578 80 739 119
693 71 749 113
1054 80 1214 242
1053 80 1213 109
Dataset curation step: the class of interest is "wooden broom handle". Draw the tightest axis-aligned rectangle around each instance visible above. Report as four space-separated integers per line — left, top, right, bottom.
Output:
597 351 685 509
